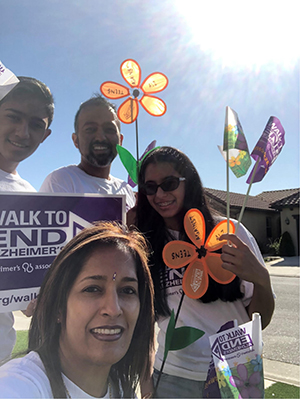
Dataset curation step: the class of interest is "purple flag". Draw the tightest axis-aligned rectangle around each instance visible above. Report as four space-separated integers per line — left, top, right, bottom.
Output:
246 116 285 184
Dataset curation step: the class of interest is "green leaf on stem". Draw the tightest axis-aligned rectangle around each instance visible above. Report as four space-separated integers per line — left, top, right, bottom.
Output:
116 145 138 184
163 310 205 360
169 326 205 350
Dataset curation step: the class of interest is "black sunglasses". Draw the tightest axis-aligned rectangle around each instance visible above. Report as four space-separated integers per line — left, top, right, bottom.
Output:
140 176 186 195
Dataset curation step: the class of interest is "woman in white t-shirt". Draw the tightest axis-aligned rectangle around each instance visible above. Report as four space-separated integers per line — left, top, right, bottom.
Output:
0 222 154 398
129 146 274 398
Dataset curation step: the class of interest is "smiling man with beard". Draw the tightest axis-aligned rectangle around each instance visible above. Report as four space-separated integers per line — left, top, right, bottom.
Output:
40 95 135 211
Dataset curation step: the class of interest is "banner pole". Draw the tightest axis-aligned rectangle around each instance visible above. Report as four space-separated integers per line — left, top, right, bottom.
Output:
135 118 139 172
226 147 230 236
130 97 140 182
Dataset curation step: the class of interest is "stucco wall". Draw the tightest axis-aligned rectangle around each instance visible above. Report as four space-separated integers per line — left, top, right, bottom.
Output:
240 210 280 253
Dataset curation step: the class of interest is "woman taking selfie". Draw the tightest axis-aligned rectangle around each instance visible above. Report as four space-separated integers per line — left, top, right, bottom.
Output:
0 221 155 398
129 146 274 398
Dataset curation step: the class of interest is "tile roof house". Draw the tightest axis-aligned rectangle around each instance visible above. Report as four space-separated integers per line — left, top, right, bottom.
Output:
256 188 299 204
204 188 300 255
269 190 300 208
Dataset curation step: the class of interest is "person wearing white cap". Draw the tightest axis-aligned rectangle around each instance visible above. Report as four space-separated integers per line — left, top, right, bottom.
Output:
0 63 54 364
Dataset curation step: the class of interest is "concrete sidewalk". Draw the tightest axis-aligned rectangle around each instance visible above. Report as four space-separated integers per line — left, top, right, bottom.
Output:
264 256 300 278
264 359 300 388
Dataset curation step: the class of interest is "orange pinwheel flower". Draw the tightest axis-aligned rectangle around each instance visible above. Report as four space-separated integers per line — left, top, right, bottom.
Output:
100 59 168 124
163 209 236 299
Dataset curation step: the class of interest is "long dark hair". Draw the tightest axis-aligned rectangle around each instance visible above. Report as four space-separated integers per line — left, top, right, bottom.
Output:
135 146 243 317
28 221 154 398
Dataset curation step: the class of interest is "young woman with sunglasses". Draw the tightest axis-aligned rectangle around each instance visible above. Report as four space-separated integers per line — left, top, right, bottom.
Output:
128 146 274 398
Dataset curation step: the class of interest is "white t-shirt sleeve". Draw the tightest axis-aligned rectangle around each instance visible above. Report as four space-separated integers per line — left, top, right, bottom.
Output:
0 353 52 398
39 171 74 192
0 372 42 398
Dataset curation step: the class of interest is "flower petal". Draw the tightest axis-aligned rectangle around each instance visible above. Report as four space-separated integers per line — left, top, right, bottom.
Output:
229 375 244 388
182 259 209 299
141 72 169 94
249 371 262 386
117 97 139 124
219 374 227 388
206 253 236 284
163 241 197 269
120 59 141 87
139 95 167 117
205 219 235 251
248 386 263 398
100 82 130 99
237 364 248 382
183 209 205 248
240 387 250 399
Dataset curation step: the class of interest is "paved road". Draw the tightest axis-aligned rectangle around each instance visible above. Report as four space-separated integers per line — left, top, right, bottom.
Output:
264 257 300 387
263 276 299 365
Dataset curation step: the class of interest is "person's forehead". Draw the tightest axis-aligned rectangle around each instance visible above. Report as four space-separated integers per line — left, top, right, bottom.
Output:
77 246 137 279
145 162 180 180
77 105 119 127
0 96 49 122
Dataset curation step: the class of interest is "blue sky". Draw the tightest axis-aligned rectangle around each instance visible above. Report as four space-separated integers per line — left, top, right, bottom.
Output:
2 0 299 196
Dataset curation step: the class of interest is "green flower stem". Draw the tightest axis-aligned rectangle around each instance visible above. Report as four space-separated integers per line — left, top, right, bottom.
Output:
153 291 185 396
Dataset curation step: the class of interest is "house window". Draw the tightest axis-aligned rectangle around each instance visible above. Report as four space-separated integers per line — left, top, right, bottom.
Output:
266 216 272 238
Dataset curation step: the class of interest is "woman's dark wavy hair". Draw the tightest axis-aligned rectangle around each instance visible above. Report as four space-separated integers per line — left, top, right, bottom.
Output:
135 146 243 317
28 221 154 398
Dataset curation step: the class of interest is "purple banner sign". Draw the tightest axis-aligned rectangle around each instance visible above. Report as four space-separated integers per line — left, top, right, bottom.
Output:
246 116 285 184
0 193 124 311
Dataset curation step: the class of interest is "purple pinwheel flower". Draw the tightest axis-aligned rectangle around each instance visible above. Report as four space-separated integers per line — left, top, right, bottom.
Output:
229 364 262 398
